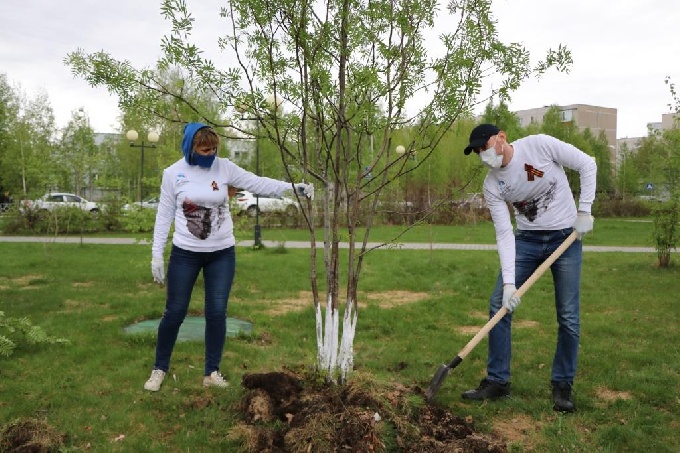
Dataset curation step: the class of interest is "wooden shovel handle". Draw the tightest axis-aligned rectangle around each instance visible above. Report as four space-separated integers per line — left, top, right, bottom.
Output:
457 230 578 359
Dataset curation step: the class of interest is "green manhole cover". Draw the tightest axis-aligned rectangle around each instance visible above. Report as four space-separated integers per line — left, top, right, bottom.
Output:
124 316 253 342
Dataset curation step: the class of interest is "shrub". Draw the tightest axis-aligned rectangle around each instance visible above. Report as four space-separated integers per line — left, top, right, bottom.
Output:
97 196 125 231
0 311 69 357
593 196 652 217
119 207 157 233
651 201 678 268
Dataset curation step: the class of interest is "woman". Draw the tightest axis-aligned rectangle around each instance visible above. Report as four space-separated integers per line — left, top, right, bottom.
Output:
144 122 313 391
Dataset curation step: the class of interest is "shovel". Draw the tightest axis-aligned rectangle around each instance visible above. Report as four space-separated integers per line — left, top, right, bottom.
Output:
425 230 578 402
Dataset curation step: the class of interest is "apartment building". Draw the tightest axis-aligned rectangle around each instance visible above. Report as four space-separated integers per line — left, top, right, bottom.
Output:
514 104 617 164
647 113 679 134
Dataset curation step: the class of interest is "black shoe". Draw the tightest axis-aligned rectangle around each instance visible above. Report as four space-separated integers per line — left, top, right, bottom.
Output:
552 381 575 413
462 378 510 400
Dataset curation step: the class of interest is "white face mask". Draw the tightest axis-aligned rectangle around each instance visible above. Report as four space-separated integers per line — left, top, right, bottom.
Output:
479 138 503 169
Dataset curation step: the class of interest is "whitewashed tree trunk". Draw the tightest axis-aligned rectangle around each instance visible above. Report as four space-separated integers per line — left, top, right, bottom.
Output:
316 294 358 383
337 300 357 382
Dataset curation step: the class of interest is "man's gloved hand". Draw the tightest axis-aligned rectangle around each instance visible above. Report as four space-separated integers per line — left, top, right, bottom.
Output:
574 211 594 240
151 257 164 284
294 182 315 201
502 284 521 313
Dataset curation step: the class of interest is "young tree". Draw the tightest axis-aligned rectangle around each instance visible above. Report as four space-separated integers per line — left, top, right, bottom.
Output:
66 0 571 382
616 142 639 197
649 77 680 268
663 77 680 200
0 74 20 194
10 89 57 196
631 133 665 195
58 109 97 196
480 101 523 140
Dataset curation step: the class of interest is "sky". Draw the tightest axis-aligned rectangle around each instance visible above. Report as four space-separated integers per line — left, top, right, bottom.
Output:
1 0 678 139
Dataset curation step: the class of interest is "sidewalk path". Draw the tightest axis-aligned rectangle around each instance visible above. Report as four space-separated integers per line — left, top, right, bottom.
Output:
0 236 667 253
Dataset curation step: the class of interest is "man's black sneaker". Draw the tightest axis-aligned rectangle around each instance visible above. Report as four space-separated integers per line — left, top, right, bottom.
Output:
552 381 575 413
462 378 510 400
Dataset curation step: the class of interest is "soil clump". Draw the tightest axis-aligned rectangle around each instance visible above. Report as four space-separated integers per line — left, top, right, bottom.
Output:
234 370 507 452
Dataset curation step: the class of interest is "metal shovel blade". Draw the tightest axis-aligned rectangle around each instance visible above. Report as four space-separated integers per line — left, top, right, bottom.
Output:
425 364 451 402
425 355 463 402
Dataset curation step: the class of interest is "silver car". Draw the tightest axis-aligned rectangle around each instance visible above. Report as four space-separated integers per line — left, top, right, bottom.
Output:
22 192 100 213
231 190 299 217
122 196 160 211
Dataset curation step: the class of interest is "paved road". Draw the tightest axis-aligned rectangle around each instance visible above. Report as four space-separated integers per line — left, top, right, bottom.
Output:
0 235 666 253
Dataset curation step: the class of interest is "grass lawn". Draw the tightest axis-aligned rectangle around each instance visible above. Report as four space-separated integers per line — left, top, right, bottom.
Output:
0 222 678 451
236 217 659 247
0 216 659 247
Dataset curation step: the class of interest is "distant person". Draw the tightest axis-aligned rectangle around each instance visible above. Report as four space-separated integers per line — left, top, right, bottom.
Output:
460 124 596 412
144 122 313 392
0 189 12 211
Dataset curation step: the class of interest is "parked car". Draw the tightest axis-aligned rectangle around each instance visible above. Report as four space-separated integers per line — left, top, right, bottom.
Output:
122 196 160 211
452 193 486 209
21 192 100 213
231 190 299 217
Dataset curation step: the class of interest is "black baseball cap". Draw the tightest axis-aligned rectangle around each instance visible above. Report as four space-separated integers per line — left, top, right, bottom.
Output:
463 123 500 155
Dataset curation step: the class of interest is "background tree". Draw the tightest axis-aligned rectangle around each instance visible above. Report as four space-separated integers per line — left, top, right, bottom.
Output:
480 101 523 140
583 128 613 195
66 0 572 382
648 77 680 267
12 89 56 197
630 133 665 197
57 109 97 197
0 74 20 195
616 142 640 197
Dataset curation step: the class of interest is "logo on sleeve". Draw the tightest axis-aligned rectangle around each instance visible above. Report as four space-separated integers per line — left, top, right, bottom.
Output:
524 164 544 181
497 180 510 196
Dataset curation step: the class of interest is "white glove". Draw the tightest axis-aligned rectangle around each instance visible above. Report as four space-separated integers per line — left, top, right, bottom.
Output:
151 257 164 284
294 183 314 201
573 211 594 240
502 284 521 313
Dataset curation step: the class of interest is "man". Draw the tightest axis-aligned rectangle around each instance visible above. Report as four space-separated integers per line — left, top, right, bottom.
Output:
461 123 596 412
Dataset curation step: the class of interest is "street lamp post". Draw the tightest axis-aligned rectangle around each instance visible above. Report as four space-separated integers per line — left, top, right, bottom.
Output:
253 127 261 247
236 108 262 247
237 95 281 248
126 130 160 203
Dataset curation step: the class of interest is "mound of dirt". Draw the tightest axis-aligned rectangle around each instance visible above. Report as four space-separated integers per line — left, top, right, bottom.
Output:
233 370 506 452
0 417 64 453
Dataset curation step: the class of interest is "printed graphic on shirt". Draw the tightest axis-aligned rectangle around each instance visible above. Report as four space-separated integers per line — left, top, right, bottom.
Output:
183 199 213 240
524 163 544 181
182 197 229 240
211 181 219 191
512 181 557 222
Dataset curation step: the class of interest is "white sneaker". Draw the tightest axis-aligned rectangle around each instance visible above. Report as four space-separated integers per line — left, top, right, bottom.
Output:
202 371 229 388
144 369 166 391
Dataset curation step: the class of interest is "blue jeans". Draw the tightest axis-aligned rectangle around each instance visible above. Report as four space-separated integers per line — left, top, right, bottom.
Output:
153 245 236 376
487 228 582 385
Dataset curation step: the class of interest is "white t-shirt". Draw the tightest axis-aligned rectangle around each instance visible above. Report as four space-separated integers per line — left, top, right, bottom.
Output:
152 157 292 257
483 134 597 285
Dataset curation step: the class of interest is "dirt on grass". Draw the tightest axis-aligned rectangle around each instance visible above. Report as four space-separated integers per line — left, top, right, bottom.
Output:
2 371 507 452
0 417 64 452
256 290 433 315
231 369 507 453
